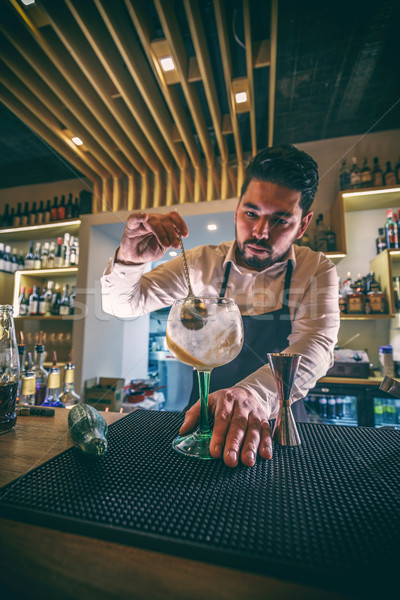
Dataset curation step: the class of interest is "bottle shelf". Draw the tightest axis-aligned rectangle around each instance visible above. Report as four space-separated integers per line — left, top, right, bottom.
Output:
340 314 393 320
17 267 78 276
340 184 400 212
0 219 81 241
15 315 75 320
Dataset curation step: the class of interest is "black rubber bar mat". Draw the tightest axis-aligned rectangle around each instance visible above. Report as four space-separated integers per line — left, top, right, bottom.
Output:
1 410 399 596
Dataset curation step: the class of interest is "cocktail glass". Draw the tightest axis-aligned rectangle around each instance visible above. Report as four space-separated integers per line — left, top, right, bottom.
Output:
166 297 243 459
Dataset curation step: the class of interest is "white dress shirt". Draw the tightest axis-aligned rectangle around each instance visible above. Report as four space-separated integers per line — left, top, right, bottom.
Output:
101 241 340 419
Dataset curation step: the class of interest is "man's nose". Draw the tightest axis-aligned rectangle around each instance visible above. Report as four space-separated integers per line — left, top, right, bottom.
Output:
253 217 269 239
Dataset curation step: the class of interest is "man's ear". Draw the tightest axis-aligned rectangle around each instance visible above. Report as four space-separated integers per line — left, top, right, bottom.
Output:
296 211 313 240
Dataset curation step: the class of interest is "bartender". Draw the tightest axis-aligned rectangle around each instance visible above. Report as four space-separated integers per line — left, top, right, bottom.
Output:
101 144 339 468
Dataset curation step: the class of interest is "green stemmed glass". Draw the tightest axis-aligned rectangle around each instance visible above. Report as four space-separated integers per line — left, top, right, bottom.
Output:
166 297 243 459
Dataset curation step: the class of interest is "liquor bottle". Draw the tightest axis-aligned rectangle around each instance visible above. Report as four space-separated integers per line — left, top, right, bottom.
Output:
28 202 37 226
350 157 361 189
10 248 18 273
0 243 4 271
50 196 59 221
72 196 79 217
13 203 22 227
19 353 36 406
18 286 29 316
38 287 46 316
21 202 29 227
9 208 15 226
69 285 76 315
36 200 44 225
0 305 20 434
395 157 400 184
59 284 70 316
28 286 40 316
360 158 372 188
42 352 65 408
69 238 78 266
54 237 63 268
376 227 387 254
318 395 328 418
17 249 25 270
3 245 12 272
371 157 383 187
339 159 351 190
60 354 80 408
33 242 42 269
43 281 54 316
326 226 336 251
327 396 336 419
43 200 51 224
384 161 397 187
16 332 26 404
24 241 35 270
385 209 398 249
47 241 55 269
32 334 48 405
66 193 74 219
1 203 10 227
51 283 61 315
58 195 66 220
40 242 49 269
62 233 71 267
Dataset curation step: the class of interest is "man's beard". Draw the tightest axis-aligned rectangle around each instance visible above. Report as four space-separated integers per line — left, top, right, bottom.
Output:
235 227 301 270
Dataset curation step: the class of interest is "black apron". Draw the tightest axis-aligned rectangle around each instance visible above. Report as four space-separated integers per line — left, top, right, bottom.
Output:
186 260 308 422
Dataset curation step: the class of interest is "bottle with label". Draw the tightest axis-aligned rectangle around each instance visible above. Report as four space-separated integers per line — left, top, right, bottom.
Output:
43 200 51 224
2 245 12 273
13 203 22 227
385 209 398 249
21 202 29 227
18 286 29 316
66 193 74 219
69 285 76 315
60 356 80 408
28 202 37 226
28 286 40 316
379 345 395 377
360 158 372 188
17 249 25 270
58 195 66 220
346 276 365 314
384 161 397 187
50 196 59 221
43 281 54 316
374 398 383 426
54 237 63 268
36 200 44 225
33 243 42 269
51 283 61 315
19 353 36 406
62 233 71 267
1 204 10 227
10 248 18 273
395 157 400 184
42 352 65 408
350 157 361 189
24 241 34 270
375 227 387 254
59 284 70 316
32 335 48 405
40 242 49 269
38 287 46 316
372 157 383 187
339 159 351 190
47 242 55 269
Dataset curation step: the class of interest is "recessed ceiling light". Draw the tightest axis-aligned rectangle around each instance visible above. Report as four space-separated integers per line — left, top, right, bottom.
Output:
21 0 36 5
207 224 218 231
235 91 248 104
160 56 175 72
72 136 83 146
169 251 178 257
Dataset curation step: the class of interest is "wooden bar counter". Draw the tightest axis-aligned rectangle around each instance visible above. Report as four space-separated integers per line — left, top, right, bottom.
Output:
0 409 356 600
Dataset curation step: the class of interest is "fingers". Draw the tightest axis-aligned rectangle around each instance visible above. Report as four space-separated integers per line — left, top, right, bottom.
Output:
179 401 200 434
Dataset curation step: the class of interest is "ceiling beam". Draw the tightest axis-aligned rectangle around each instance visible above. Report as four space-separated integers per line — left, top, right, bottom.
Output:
268 0 278 147
243 0 257 156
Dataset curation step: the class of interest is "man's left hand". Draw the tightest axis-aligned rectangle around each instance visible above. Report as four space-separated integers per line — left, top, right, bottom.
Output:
179 387 273 468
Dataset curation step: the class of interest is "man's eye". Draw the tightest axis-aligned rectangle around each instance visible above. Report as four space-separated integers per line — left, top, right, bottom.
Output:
274 218 289 226
245 211 257 218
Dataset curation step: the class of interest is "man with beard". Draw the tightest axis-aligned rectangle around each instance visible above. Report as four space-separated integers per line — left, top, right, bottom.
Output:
101 145 339 468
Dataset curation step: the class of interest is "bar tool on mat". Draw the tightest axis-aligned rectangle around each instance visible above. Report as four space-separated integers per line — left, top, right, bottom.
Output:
267 353 302 447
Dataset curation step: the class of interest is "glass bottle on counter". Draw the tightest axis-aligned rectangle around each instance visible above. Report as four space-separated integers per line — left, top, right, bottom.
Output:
60 355 80 408
18 286 29 316
19 353 36 406
0 305 20 434
42 352 65 408
32 336 48 405
28 286 40 316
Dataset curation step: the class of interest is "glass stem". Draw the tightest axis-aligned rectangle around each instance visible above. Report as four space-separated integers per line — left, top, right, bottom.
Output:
197 370 212 435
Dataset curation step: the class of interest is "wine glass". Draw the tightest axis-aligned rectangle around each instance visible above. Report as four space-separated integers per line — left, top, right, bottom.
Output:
166 297 243 459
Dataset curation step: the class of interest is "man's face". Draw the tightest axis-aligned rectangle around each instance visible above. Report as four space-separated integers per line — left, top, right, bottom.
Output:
235 180 313 271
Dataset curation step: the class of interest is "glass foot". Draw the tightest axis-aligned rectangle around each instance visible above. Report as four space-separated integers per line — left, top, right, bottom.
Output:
172 429 214 460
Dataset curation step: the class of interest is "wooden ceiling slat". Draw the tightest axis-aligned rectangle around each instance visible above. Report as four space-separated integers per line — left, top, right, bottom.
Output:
0 42 123 179
154 0 220 201
213 0 244 194
0 14 138 178
0 83 100 185
124 0 205 203
66 0 176 180
39 0 160 176
243 0 257 156
269 0 278 147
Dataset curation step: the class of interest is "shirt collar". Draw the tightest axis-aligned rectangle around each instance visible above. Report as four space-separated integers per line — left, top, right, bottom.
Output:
224 240 297 273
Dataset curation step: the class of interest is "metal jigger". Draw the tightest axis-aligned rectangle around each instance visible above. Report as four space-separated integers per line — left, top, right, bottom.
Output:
267 353 302 447
379 375 400 398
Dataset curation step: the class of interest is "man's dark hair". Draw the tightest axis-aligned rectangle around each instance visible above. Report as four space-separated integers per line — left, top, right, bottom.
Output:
240 144 319 216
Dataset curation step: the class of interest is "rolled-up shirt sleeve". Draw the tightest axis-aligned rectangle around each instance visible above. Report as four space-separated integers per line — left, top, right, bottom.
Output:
236 254 339 419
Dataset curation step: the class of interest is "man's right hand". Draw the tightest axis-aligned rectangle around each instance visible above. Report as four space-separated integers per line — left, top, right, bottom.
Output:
116 211 188 265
